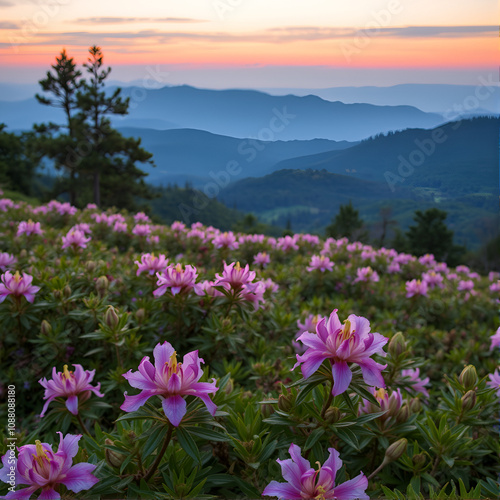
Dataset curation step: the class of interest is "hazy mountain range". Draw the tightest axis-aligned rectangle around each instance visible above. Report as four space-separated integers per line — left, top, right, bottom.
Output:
0 84 444 141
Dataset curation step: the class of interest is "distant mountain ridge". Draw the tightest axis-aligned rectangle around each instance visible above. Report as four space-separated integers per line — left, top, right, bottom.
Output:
117 127 356 186
0 84 444 141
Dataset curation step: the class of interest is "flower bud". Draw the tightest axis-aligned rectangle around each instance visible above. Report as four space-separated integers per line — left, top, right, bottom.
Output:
40 320 52 336
63 285 71 298
396 404 410 423
260 399 274 418
224 378 234 395
19 249 27 259
278 394 292 413
135 308 145 323
53 289 62 299
409 398 421 414
385 438 407 463
85 261 96 273
105 306 119 330
459 365 478 390
324 407 341 424
95 276 109 297
461 390 476 411
388 332 406 357
104 438 125 468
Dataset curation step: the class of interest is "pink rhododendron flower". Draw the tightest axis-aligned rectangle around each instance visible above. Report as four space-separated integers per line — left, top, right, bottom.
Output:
56 202 77 215
86 203 98 209
262 443 368 500
456 265 470 274
254 252 271 267
401 368 430 398
307 255 334 272
113 221 128 233
134 211 150 222
405 279 428 298
240 281 266 310
0 198 14 211
422 271 444 289
490 327 500 351
171 221 186 233
0 252 17 271
277 235 299 252
457 280 474 292
135 253 169 276
91 213 110 225
154 263 198 297
0 433 99 500
262 278 279 293
194 280 224 297
387 262 401 274
215 261 256 291
487 369 500 398
0 271 40 303
132 224 151 237
353 266 379 283
360 387 403 421
293 310 388 396
212 231 239 250
121 341 218 426
489 281 500 293
419 254 436 266
71 223 92 234
39 364 104 417
489 271 500 282
17 220 43 237
62 229 91 250
294 314 323 354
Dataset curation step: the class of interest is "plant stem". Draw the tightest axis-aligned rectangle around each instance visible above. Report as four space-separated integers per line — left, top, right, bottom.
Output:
320 382 334 419
143 424 173 483
76 413 91 437
367 460 387 481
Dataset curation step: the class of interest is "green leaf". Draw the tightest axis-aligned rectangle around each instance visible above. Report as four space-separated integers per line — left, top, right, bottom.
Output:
176 427 201 464
305 427 325 450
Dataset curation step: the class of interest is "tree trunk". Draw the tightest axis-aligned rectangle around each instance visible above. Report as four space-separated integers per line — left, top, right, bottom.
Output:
93 170 100 207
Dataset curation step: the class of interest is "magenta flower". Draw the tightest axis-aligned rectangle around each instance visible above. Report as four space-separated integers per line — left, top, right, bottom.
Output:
71 223 92 234
212 231 239 250
307 255 334 273
113 221 128 233
405 279 428 298
240 281 266 310
262 443 368 500
490 281 500 293
39 364 104 417
61 229 91 250
56 202 77 215
194 280 224 297
254 252 271 267
387 262 401 274
487 369 500 398
490 327 500 351
0 198 14 211
121 341 218 426
360 387 403 421
0 271 40 303
17 220 43 237
0 252 17 271
215 261 256 291
457 280 474 292
401 368 430 398
132 224 151 237
422 271 444 289
135 253 169 276
134 211 150 222
293 310 388 396
0 433 99 499
154 263 198 297
418 254 436 266
353 266 379 284
277 235 299 252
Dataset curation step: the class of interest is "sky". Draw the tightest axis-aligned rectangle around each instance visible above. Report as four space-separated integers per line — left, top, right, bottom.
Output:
0 0 497 88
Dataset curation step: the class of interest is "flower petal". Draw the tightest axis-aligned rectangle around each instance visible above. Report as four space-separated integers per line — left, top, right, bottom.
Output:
331 361 352 396
162 395 186 427
120 391 154 412
358 358 387 389
262 480 301 499
65 395 79 415
61 463 99 493
332 473 369 500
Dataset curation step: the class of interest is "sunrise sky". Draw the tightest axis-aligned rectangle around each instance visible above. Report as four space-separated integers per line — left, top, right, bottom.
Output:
0 0 496 87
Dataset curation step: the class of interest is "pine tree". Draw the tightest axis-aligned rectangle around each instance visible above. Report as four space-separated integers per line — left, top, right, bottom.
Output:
326 201 366 241
35 49 83 205
75 46 154 209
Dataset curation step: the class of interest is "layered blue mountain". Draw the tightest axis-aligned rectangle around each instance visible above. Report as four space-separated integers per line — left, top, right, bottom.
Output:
217 117 499 247
0 85 444 141
118 127 355 186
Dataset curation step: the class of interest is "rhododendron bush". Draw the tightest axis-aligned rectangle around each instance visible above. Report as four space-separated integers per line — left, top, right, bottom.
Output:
0 197 499 499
